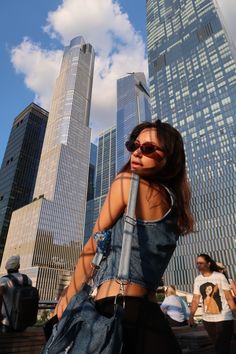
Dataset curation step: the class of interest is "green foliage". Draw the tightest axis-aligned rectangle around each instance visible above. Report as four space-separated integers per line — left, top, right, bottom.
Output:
156 293 165 303
36 309 52 326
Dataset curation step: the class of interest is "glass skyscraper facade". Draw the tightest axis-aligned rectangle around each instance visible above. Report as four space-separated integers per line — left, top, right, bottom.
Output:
85 73 152 242
84 143 97 244
88 126 116 236
0 103 48 261
0 36 95 300
116 73 152 172
147 0 236 291
86 143 97 202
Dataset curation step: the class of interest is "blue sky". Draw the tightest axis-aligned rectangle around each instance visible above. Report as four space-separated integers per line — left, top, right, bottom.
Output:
0 0 235 164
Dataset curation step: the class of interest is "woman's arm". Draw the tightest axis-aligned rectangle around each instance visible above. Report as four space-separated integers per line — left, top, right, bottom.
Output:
188 294 200 326
55 173 131 319
229 279 236 297
224 290 236 318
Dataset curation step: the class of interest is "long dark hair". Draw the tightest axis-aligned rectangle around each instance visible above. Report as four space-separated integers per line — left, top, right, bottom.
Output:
120 120 194 235
197 254 219 272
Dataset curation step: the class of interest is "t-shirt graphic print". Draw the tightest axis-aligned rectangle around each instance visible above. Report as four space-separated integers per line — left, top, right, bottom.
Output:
200 282 222 314
193 272 233 322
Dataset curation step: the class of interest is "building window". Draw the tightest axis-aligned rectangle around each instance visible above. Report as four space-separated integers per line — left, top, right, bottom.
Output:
153 53 166 71
197 22 213 42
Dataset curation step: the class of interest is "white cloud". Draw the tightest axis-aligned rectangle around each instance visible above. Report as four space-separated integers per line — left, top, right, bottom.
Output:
11 0 235 142
43 0 147 139
11 0 147 141
11 38 62 109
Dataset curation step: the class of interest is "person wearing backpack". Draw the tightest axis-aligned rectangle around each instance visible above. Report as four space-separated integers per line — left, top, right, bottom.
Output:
0 255 39 332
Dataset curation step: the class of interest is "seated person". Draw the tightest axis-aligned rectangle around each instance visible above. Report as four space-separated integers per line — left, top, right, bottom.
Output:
161 285 189 327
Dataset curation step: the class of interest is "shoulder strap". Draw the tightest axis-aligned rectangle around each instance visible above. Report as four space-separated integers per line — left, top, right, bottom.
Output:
22 274 30 286
4 273 29 287
117 173 139 280
2 297 12 328
4 274 19 287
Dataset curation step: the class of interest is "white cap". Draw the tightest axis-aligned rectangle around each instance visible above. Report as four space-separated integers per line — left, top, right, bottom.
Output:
5 255 20 271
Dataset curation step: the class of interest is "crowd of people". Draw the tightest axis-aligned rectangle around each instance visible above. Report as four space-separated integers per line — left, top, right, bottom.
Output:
0 120 235 354
161 256 236 353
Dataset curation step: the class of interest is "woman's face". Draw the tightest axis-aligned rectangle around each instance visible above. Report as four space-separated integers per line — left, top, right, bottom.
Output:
196 256 211 273
130 128 166 177
205 285 213 296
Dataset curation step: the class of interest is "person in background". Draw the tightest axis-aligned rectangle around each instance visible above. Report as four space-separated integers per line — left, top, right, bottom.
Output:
216 261 236 298
161 285 189 327
0 255 32 332
189 254 236 354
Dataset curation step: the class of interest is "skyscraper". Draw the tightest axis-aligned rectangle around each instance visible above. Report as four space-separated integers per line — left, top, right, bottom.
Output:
0 36 95 300
146 0 236 291
84 143 97 244
116 73 152 172
85 73 152 238
88 126 116 234
0 103 48 261
86 143 97 202
84 127 116 243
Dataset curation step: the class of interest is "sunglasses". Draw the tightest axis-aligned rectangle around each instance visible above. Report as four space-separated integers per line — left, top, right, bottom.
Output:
125 140 165 156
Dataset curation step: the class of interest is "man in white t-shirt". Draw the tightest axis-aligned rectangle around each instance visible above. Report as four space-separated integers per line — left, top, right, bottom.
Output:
189 254 236 354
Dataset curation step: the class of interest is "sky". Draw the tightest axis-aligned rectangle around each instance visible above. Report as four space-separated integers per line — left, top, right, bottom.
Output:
0 0 236 164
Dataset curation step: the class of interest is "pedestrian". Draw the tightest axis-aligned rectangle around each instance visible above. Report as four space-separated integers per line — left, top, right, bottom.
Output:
216 261 236 298
55 120 194 354
161 285 189 327
189 253 236 354
0 255 33 332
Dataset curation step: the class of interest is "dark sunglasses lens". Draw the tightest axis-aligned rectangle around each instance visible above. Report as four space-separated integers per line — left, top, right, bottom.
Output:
141 144 156 154
125 141 137 152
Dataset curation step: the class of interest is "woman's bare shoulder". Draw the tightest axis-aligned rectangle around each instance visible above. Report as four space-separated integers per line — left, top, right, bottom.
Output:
113 172 132 202
115 171 132 182
138 180 171 212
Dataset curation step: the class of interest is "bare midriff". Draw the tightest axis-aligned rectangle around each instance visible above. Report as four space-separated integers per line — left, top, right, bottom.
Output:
95 279 156 302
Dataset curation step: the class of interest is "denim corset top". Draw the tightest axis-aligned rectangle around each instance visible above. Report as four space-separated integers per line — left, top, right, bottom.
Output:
93 186 179 291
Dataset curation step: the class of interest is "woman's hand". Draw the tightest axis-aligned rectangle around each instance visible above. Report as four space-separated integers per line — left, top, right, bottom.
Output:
54 296 68 320
188 314 195 327
54 286 69 320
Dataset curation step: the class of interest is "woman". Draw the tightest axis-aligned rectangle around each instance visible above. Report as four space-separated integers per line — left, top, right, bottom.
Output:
189 254 236 354
161 285 189 327
56 120 194 354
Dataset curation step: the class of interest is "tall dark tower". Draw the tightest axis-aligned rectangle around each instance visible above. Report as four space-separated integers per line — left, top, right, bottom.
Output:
0 103 48 261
